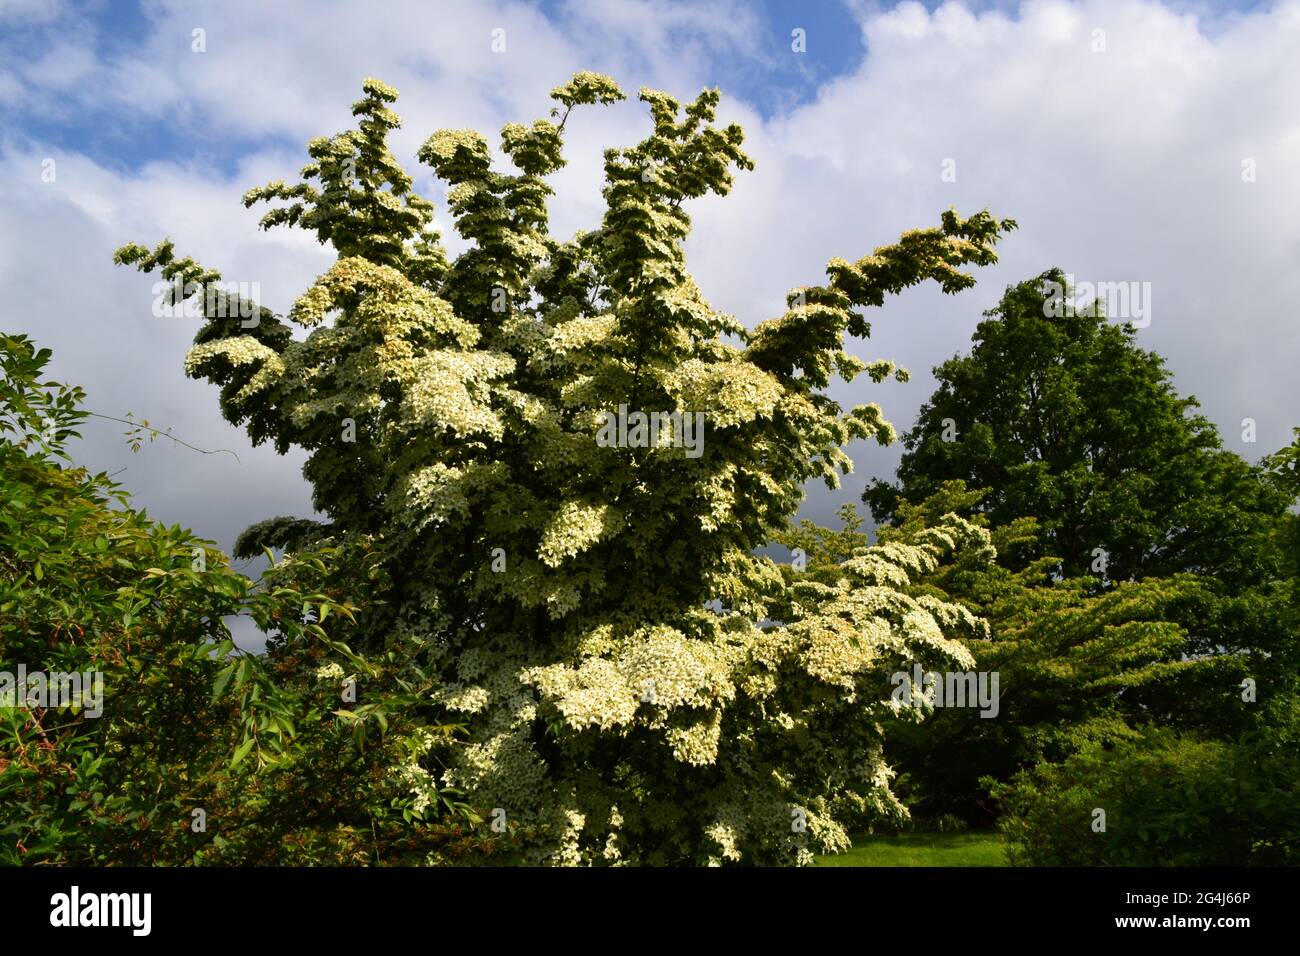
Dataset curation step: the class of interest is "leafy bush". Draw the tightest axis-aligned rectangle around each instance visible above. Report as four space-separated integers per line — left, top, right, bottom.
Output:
0 333 484 864
933 813 969 834
991 720 1300 866
781 483 1218 825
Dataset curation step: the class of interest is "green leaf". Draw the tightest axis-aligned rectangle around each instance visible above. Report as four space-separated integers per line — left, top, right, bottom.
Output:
211 663 236 700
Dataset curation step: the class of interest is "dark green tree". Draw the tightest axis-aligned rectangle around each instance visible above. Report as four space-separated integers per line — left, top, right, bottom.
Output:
992 432 1300 864
864 268 1287 589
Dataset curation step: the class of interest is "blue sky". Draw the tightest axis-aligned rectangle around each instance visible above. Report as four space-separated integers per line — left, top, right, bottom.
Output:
4 0 1276 175
7 0 867 174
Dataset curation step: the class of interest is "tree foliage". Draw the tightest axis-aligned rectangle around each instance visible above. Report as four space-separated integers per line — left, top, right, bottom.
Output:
781 482 1220 824
0 333 480 865
851 268 1300 848
115 73 1016 864
864 269 1287 587
993 720 1300 866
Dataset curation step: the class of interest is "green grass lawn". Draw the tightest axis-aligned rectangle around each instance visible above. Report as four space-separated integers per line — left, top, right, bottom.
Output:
816 830 1008 867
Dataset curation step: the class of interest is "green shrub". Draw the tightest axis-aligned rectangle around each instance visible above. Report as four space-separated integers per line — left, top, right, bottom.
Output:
933 813 969 833
0 333 484 865
992 722 1299 866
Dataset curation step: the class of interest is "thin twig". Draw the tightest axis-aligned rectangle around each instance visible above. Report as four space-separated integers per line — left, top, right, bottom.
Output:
85 412 241 463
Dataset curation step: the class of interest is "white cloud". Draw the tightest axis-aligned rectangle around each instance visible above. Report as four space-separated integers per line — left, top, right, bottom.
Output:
0 0 66 23
691 0 1300 506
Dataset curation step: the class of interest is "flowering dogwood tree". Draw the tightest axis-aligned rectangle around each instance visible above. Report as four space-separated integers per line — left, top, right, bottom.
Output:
116 73 1015 864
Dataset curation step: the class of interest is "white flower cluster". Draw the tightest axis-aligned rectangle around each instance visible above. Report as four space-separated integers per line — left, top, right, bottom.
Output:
538 500 618 568
313 662 344 681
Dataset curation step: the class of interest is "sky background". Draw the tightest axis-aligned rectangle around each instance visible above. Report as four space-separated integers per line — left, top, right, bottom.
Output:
3 0 1298 633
